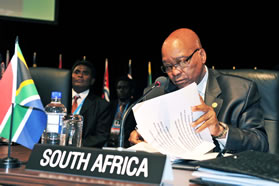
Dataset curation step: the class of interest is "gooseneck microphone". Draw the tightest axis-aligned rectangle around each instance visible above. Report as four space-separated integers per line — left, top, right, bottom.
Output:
118 76 167 148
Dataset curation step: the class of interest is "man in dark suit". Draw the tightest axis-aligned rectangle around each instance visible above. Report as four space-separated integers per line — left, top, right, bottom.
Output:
106 76 137 148
72 60 113 148
129 28 269 153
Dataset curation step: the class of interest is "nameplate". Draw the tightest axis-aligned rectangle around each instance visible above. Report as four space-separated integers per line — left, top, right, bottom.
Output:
26 144 169 184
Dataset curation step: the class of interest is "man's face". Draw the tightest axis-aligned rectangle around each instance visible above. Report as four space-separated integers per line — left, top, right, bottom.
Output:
162 42 206 89
116 80 132 101
72 65 94 93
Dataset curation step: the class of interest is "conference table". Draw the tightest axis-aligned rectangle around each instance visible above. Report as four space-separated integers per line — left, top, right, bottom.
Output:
0 144 197 185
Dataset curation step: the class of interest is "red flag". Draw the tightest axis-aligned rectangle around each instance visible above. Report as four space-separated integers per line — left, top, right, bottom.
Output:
59 54 62 69
102 58 110 102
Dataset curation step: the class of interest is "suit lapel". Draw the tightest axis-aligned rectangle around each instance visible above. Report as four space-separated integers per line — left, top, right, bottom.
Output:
80 96 93 115
205 70 223 117
79 93 97 137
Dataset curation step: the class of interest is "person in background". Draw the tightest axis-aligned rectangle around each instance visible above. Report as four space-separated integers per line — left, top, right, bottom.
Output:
129 28 269 153
106 76 137 148
71 59 113 148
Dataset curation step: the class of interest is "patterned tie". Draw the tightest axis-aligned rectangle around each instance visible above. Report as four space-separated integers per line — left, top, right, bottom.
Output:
71 95 80 114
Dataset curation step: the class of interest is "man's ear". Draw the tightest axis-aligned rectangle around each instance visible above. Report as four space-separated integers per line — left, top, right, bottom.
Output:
200 48 207 64
91 78 95 85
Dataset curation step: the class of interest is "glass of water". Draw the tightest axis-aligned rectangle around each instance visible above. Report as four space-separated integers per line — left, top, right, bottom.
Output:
60 114 83 147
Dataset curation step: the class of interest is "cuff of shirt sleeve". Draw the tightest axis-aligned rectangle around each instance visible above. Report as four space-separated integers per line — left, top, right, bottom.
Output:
216 124 229 150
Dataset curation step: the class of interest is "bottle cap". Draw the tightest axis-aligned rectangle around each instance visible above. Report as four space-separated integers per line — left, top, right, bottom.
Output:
51 91 62 99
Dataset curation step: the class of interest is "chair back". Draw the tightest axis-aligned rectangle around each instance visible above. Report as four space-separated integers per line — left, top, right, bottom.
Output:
29 67 72 113
219 69 279 154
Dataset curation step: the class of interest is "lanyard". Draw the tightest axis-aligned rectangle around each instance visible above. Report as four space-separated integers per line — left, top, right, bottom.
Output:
114 102 129 119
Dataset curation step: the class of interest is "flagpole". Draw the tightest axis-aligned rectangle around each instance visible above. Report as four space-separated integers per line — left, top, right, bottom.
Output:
7 103 14 157
6 50 10 67
33 52 37 67
0 103 21 168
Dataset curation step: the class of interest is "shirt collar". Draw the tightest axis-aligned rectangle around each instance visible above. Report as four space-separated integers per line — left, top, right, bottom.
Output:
72 89 90 100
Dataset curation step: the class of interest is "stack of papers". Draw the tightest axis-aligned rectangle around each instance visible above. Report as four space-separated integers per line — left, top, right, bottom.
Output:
190 150 279 185
192 167 279 186
131 83 215 160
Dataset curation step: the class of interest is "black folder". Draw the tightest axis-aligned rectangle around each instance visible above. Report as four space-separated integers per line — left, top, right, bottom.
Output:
189 150 279 184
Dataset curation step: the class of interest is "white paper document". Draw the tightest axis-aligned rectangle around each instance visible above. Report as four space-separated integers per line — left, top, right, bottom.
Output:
132 83 215 160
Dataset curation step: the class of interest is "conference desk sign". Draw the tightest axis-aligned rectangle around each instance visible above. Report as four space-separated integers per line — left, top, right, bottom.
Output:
26 144 172 184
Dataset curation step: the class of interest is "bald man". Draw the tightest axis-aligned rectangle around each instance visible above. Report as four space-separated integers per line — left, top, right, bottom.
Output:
129 28 268 153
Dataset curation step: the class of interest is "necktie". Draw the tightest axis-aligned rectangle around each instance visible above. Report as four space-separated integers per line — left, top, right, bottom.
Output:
71 95 80 113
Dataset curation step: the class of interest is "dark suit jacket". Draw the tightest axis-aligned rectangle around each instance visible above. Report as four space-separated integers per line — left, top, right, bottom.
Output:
79 91 113 148
109 99 137 148
144 69 269 153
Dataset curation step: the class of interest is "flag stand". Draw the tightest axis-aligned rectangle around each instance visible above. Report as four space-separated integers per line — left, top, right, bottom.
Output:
0 103 21 168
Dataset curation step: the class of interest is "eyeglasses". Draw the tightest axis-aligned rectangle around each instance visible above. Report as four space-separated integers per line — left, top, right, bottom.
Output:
161 48 201 73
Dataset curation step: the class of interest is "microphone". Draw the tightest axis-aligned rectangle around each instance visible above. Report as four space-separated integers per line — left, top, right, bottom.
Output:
118 76 167 148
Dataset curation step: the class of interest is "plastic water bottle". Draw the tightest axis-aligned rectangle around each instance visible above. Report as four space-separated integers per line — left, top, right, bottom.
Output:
41 91 67 145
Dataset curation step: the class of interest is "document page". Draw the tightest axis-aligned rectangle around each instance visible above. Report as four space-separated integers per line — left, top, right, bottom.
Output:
132 83 215 160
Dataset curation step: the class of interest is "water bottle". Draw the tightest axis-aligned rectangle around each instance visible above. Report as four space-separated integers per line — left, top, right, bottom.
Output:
41 91 67 145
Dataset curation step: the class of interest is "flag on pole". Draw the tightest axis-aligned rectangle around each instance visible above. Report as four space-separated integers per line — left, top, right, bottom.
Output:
6 50 10 67
0 39 47 149
59 54 62 69
128 59 132 79
147 61 152 86
102 58 110 102
32 52 37 67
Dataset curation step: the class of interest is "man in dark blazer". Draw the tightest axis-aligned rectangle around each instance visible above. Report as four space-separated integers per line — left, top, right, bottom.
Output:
129 28 269 153
72 60 113 148
106 76 137 148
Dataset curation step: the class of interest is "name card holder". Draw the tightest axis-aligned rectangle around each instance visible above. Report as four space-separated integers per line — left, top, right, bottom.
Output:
26 144 172 184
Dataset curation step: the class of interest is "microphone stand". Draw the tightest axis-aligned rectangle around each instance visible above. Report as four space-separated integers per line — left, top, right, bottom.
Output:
118 82 159 149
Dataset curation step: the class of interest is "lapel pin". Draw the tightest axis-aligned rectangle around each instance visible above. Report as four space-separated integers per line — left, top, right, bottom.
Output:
212 102 218 108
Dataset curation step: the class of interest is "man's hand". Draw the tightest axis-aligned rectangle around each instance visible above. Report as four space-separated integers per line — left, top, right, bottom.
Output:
191 95 224 137
128 130 144 144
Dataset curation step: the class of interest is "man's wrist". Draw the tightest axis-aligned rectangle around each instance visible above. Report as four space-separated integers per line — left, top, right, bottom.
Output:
212 122 228 139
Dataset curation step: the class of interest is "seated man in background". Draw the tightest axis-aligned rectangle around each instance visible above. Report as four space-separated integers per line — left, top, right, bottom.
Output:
71 59 113 148
106 76 137 148
129 28 269 153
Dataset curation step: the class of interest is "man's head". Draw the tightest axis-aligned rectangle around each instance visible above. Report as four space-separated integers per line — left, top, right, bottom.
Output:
115 76 134 102
72 60 96 93
161 28 207 89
